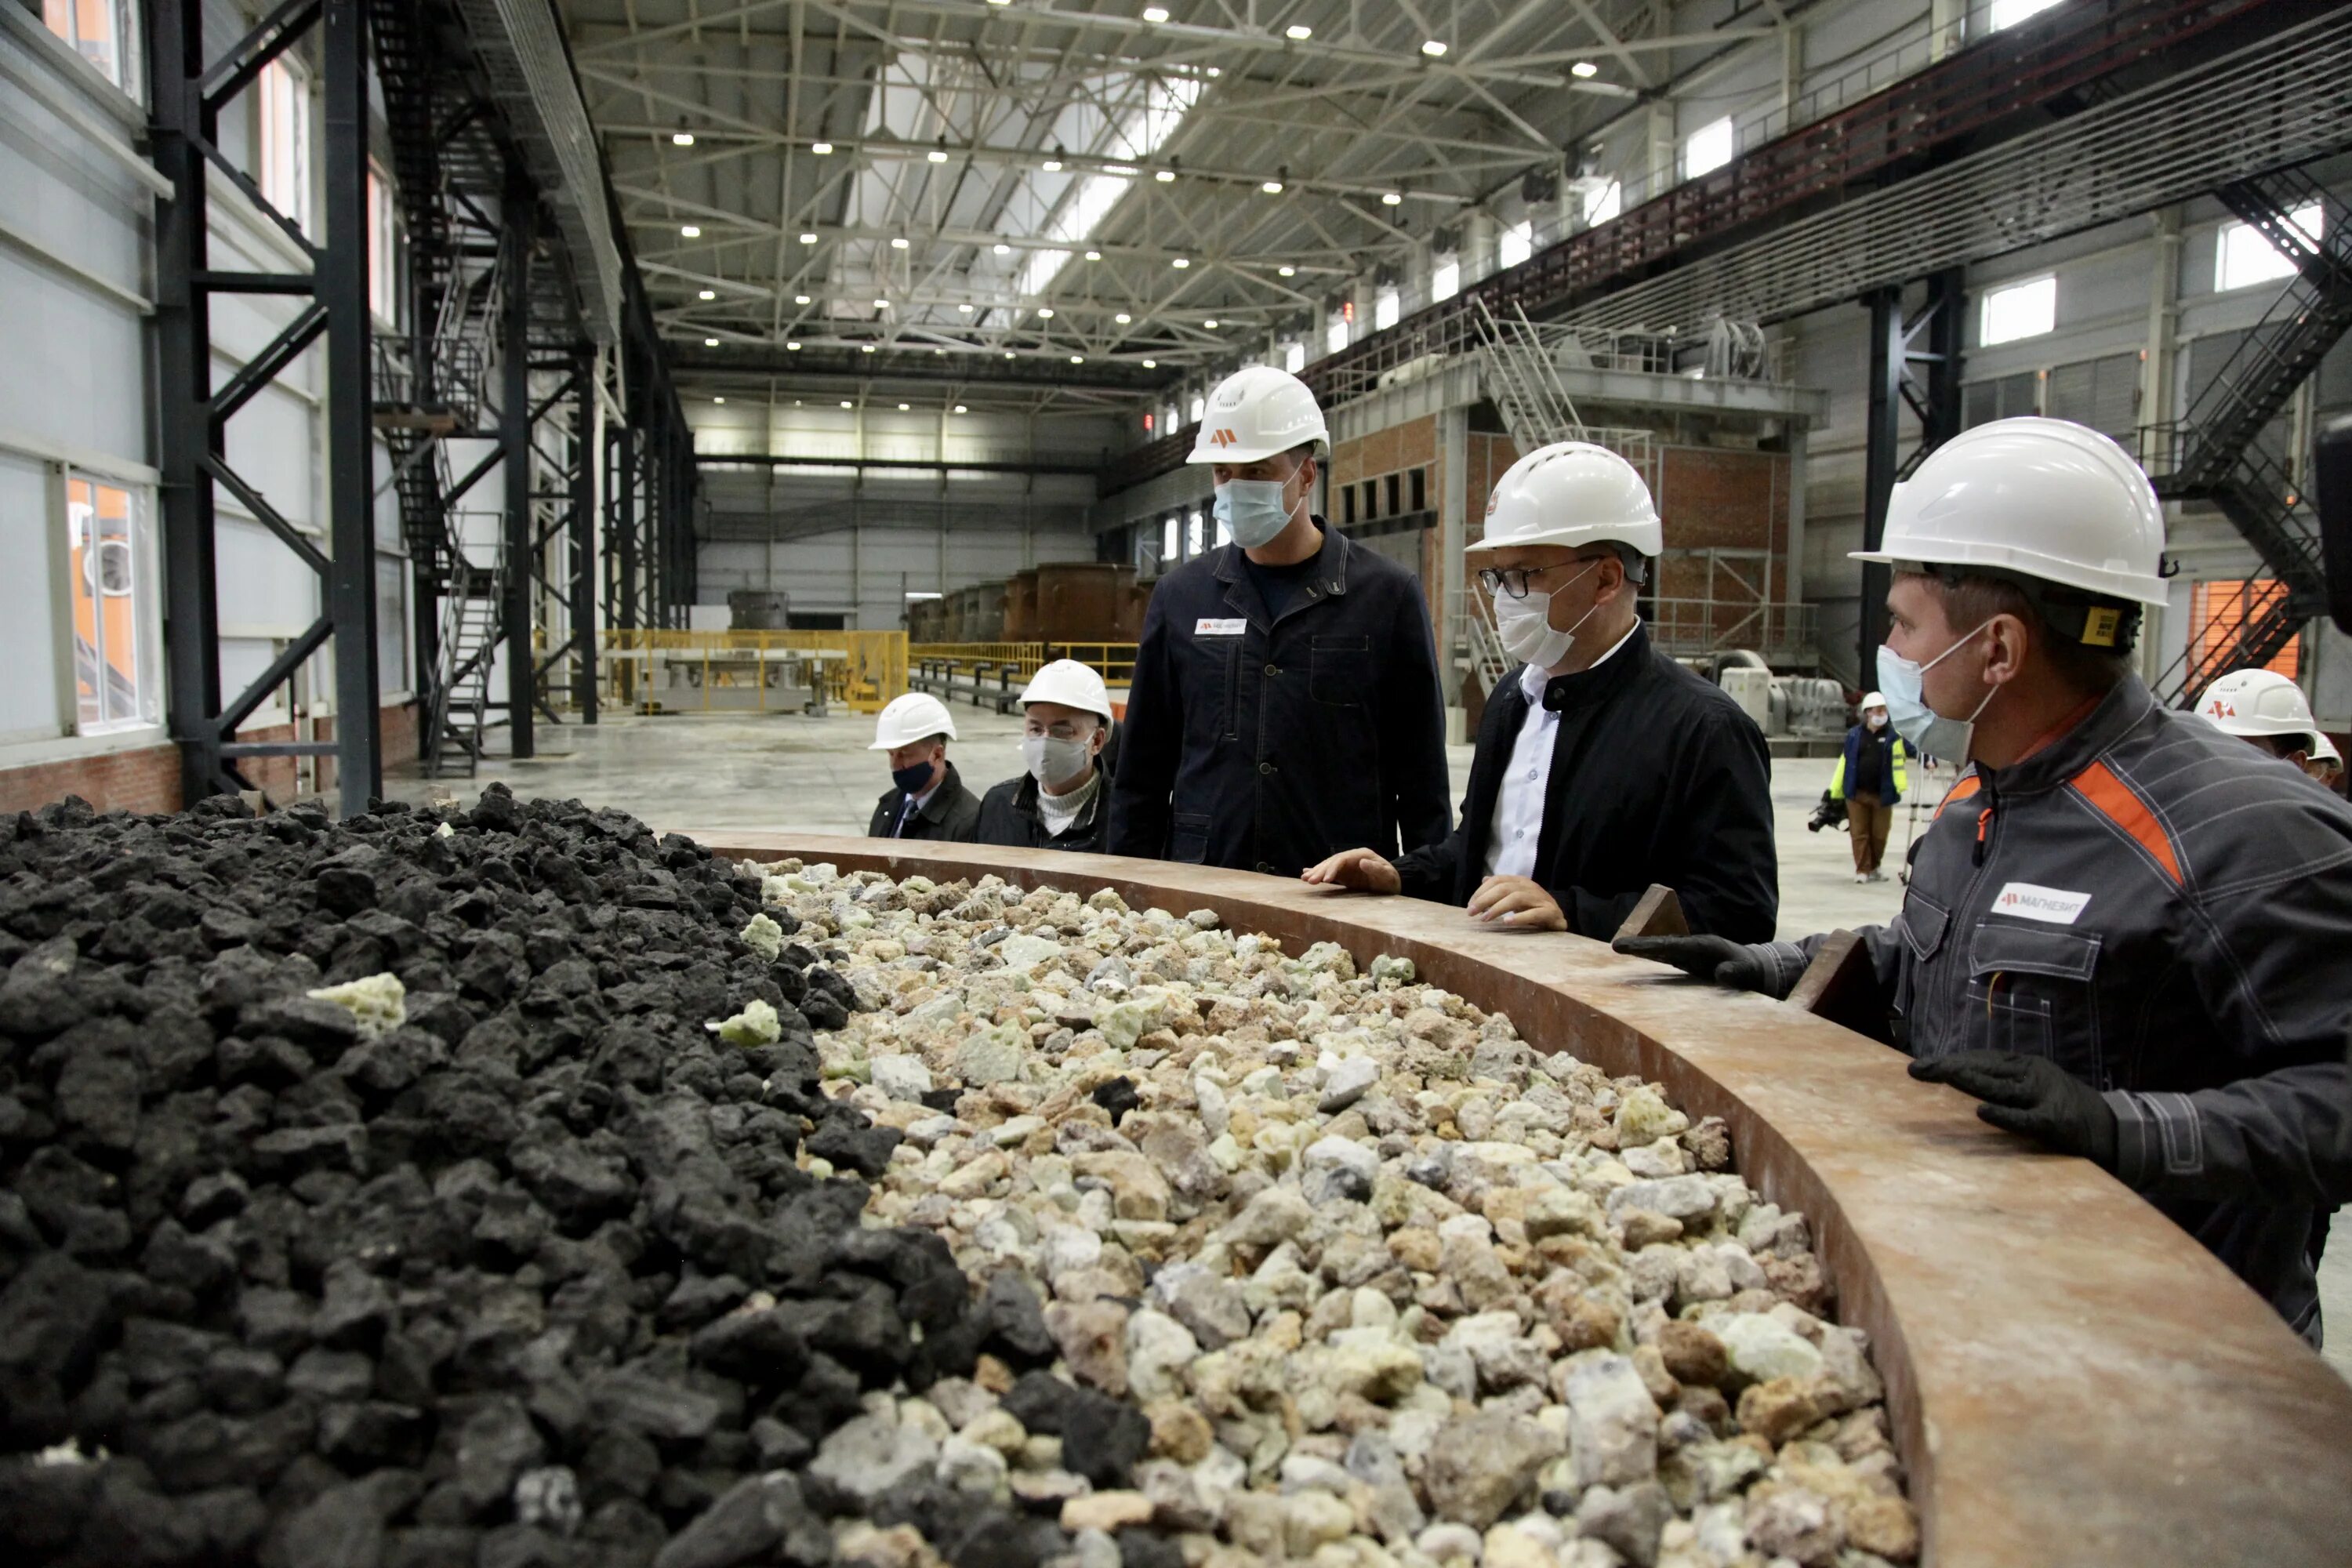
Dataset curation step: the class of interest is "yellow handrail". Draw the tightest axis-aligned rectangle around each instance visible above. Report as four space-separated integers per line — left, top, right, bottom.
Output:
908 642 1140 686
598 630 908 713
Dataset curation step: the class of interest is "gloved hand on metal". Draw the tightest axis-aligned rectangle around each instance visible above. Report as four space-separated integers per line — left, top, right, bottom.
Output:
1610 934 1778 993
1907 1051 2119 1169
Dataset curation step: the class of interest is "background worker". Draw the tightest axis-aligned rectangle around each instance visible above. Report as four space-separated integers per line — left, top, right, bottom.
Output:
1110 365 1450 876
866 692 980 842
2197 667 2325 775
1829 691 1907 882
978 659 1116 852
1614 417 2352 1343
1301 441 1777 942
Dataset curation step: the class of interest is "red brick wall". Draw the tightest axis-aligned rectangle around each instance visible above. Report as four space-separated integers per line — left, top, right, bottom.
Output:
0 701 419 818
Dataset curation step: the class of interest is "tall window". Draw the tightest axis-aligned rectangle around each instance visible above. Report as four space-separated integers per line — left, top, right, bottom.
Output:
368 164 403 326
1186 510 1205 557
1283 340 1306 373
1430 256 1460 303
42 0 139 95
259 58 313 233
2191 579 2299 679
1189 394 1205 422
1374 287 1401 331
1162 517 1179 562
1584 180 1622 227
1980 275 2056 345
2216 202 2324 292
1685 118 1734 179
1326 314 1350 355
1498 221 1533 269
65 474 158 733
1990 0 2063 31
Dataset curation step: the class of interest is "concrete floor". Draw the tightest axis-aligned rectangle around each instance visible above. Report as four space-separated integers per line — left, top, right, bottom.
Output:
384 709 2350 1377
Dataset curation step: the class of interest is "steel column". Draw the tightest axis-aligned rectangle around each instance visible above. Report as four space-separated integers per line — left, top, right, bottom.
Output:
569 348 598 720
616 425 640 630
501 170 535 760
1858 271 1964 680
321 0 379 805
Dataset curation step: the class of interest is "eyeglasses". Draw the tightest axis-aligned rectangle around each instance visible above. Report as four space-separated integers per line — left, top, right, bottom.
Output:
1478 556 1615 600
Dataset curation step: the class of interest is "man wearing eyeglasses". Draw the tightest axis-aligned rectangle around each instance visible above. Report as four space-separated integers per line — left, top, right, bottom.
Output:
1304 441 1777 941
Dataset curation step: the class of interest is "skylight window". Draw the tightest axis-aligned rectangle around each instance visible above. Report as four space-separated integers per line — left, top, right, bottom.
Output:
1685 118 1733 179
1014 73 1205 301
2216 201 2323 292
1980 275 2056 345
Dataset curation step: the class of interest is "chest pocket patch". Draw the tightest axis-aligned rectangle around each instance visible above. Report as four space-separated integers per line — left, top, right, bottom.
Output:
1896 886 1949 962
1308 634 1373 706
1965 921 2104 1079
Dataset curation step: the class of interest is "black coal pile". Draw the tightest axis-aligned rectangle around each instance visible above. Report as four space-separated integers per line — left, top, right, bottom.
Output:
0 788 1165 1568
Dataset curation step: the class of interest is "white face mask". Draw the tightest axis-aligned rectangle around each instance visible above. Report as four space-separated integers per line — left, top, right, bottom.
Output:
1876 621 1998 760
1022 733 1094 792
1214 470 1297 550
1864 710 1888 730
1491 561 1602 671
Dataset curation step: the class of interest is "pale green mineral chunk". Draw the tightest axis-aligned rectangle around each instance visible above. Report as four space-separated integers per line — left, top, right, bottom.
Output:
739 912 785 960
306 972 406 1042
708 997 783 1047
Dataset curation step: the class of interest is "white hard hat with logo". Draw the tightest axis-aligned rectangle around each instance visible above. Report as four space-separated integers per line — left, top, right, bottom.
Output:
2195 668 2318 739
1851 417 2169 608
1860 691 1888 711
1187 365 1329 465
1018 659 1113 723
869 691 958 750
1468 441 1663 558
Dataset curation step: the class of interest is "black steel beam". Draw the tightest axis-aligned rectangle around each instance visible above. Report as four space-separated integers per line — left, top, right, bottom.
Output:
569 353 599 721
616 424 639 630
502 168 536 761
1858 272 1965 681
697 451 1098 477
321 0 380 809
670 343 1168 395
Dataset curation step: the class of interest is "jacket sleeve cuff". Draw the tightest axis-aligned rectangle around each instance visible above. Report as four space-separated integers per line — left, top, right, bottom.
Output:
2103 1089 2205 1189
1751 941 1810 1000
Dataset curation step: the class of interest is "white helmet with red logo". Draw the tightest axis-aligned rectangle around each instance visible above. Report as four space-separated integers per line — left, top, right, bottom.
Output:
1468 441 1662 557
2195 667 2318 739
1187 365 1329 465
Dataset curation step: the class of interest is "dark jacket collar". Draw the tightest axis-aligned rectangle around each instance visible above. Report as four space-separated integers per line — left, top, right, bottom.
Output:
1210 515 1351 601
1537 622 1651 714
913 762 971 822
1974 677 2155 799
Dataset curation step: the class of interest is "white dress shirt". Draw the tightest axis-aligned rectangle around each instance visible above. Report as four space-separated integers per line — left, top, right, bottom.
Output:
1481 622 1642 879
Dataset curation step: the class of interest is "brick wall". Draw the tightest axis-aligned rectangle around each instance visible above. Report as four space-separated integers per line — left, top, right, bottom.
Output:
0 701 419 818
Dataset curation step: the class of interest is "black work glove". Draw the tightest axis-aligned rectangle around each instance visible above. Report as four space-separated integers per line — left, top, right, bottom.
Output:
1908 1051 2118 1169
1611 934 1779 994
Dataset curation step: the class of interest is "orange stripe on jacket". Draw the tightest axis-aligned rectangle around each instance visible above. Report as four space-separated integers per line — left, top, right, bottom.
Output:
2068 760 2182 883
1933 775 1981 819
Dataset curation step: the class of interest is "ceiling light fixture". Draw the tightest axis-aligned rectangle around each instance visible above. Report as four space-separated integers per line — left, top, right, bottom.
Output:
1285 24 1312 40
1084 249 1102 260
799 232 818 244
898 402 911 411
1171 256 1190 268
703 337 718 346
786 340 800 350
1206 66 1221 77
794 294 811 305
1070 354 1085 364
1105 162 1138 176
874 298 890 310
1155 169 1175 183
993 242 1011 256
933 347 945 355
862 343 877 353
681 223 701 237
1043 145 1065 171
1004 350 1016 358
928 139 949 164
811 140 833 154
1143 5 1168 20
1142 358 1156 367
673 130 695 146
1115 312 1132 323
1570 60 1598 78
1421 39 1446 57
1262 180 1283 194
1381 191 1403 205
958 303 975 313
699 289 716 299
953 405 967 414
890 236 909 249
1036 307 1054 318
1278 264 1296 277
841 400 854 408
1204 318 1218 328
713 395 724 403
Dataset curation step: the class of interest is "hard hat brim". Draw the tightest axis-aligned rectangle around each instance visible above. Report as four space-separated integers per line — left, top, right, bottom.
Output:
1850 541 2170 607
1465 521 1661 557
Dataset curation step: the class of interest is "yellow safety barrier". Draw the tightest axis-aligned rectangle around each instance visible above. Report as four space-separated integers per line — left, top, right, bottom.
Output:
908 643 1141 684
601 630 908 715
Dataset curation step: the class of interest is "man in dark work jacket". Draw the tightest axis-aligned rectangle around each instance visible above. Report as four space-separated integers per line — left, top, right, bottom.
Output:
1305 441 1777 941
1110 365 1451 876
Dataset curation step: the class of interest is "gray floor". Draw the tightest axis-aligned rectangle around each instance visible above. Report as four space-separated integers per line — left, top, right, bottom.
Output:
384 710 2350 1378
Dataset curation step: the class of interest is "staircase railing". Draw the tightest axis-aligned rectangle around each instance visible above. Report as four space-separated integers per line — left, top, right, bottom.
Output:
420 517 506 778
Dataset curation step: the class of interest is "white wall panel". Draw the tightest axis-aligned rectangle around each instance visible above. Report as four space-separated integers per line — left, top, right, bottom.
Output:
0 452 62 739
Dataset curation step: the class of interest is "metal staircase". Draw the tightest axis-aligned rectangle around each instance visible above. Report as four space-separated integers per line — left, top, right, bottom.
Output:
422 521 506 777
1453 587 1511 698
1468 297 1661 485
2144 167 2352 703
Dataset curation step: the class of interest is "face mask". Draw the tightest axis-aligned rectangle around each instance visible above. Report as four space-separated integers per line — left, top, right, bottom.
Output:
1214 474 1294 550
1864 711 1888 730
1491 561 1602 671
1022 734 1094 791
891 760 936 797
1876 622 1998 760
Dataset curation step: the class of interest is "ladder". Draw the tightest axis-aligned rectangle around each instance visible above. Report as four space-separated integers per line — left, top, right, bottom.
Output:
1468 296 1663 491
422 528 506 778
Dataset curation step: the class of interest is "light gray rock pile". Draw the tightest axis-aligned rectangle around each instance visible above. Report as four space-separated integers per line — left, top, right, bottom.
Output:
757 862 1918 1568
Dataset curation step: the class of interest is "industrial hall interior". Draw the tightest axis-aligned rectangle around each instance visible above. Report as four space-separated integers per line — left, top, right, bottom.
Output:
9 0 2352 1565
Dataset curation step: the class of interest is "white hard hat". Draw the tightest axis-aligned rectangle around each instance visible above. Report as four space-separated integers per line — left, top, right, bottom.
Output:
1860 691 1888 710
2195 668 2318 739
1468 441 1663 558
2314 732 2343 766
1019 659 1113 723
1851 417 2168 606
1188 365 1328 465
869 691 958 750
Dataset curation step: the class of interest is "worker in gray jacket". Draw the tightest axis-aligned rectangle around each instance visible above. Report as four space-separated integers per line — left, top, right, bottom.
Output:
1617 418 2352 1344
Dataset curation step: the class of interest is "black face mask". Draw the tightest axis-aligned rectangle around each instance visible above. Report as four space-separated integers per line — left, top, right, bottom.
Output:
891 760 935 796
